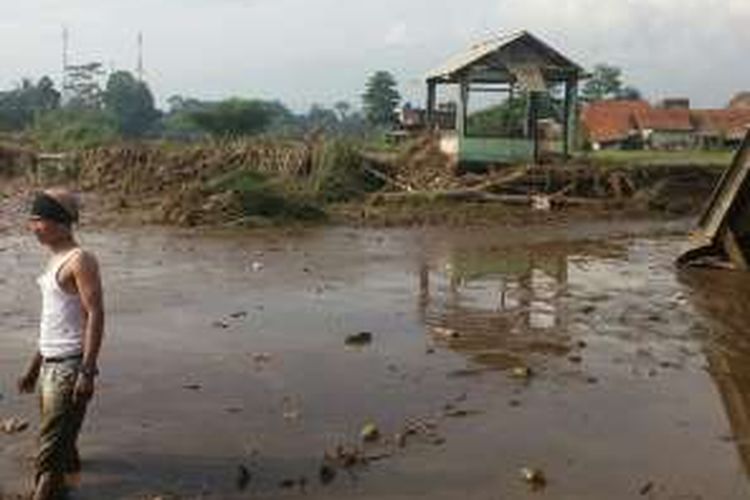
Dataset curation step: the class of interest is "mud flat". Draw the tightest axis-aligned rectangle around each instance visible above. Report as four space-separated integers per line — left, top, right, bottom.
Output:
2 218 750 499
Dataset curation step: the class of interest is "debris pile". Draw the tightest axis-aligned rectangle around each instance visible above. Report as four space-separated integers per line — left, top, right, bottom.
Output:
77 139 314 225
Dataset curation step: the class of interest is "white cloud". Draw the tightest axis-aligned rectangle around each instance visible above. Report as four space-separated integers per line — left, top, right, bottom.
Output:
384 22 409 47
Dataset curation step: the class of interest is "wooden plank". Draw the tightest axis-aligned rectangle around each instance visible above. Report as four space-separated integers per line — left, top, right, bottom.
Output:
695 130 750 240
722 227 749 270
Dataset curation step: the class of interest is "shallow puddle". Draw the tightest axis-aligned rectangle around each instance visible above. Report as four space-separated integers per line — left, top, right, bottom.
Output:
2 219 750 499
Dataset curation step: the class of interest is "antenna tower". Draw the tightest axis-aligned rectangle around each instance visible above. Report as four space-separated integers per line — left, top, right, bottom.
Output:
137 31 144 81
62 26 70 99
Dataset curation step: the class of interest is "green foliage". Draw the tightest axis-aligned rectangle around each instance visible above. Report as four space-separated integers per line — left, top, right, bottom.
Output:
362 71 401 126
189 98 281 137
64 62 106 110
103 71 160 137
31 108 118 150
468 97 528 137
310 140 370 202
0 77 61 131
581 64 642 102
210 169 325 221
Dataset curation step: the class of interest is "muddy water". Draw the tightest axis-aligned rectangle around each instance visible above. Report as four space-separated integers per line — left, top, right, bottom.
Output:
1 219 750 499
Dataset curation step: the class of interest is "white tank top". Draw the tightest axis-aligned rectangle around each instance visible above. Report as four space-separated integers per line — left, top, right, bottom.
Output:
37 248 84 358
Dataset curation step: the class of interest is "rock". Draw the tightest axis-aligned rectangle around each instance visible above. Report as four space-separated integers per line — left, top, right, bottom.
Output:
230 311 248 319
431 326 460 339
345 331 373 346
0 417 29 435
510 366 533 380
520 467 547 488
279 479 296 489
568 355 583 364
251 261 264 272
236 465 251 491
319 463 337 485
639 481 654 495
361 422 380 442
212 321 229 329
251 352 272 363
395 432 407 448
182 383 202 391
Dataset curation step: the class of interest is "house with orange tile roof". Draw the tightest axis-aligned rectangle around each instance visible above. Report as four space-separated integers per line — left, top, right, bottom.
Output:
582 98 750 150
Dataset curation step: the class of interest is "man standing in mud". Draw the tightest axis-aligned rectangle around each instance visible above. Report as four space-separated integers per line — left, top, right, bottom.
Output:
17 188 105 500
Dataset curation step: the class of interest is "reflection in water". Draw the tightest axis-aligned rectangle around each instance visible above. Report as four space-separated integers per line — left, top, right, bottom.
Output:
417 242 623 371
680 269 750 478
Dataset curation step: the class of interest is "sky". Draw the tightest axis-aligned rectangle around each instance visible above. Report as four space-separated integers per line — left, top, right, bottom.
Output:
1 0 748 112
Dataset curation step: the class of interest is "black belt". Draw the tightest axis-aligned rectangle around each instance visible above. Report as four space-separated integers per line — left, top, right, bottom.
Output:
44 354 83 363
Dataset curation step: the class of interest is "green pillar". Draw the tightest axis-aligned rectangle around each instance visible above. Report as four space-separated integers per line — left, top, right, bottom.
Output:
564 77 579 159
457 79 469 137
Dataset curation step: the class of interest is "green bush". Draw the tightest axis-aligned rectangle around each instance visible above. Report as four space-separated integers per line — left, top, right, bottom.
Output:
31 109 118 151
310 139 371 202
210 169 325 221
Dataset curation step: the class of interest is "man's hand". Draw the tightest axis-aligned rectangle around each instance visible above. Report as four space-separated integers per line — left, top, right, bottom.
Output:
17 370 38 394
73 374 95 404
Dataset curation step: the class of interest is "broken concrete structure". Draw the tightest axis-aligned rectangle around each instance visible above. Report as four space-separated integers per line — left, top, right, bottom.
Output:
678 130 750 269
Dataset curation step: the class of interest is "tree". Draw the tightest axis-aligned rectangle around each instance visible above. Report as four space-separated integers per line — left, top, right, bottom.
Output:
618 86 642 101
103 71 160 137
334 101 351 121
64 62 106 110
362 71 400 126
0 77 61 131
581 63 642 102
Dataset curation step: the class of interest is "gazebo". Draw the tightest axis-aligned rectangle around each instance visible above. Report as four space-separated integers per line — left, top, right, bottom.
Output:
425 30 585 165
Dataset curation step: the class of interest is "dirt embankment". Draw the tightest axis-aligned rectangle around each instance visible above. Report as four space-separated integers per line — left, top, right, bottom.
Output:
76 140 315 225
1 136 726 229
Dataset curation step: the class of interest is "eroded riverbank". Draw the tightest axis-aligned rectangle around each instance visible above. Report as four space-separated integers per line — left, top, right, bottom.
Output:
2 219 750 499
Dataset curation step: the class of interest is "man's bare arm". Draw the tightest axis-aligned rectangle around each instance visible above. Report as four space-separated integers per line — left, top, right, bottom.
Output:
17 351 42 394
72 252 104 401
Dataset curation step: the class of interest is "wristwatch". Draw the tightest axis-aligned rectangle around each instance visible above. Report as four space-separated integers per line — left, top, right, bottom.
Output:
79 365 99 378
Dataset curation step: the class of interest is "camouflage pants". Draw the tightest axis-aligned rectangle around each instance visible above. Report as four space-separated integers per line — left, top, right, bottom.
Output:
36 357 88 481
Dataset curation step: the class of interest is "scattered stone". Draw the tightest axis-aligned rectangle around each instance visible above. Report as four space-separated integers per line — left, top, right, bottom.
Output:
395 432 407 448
0 417 29 435
279 479 296 489
581 305 596 315
212 321 229 329
577 340 588 349
182 383 202 391
252 352 272 363
639 481 654 495
230 311 248 319
431 326 460 339
361 422 380 442
520 467 547 489
345 331 373 346
251 261 264 272
568 355 583 364
236 465 251 491
319 463 336 485
509 399 522 408
510 366 533 380
586 376 599 385
444 408 479 418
